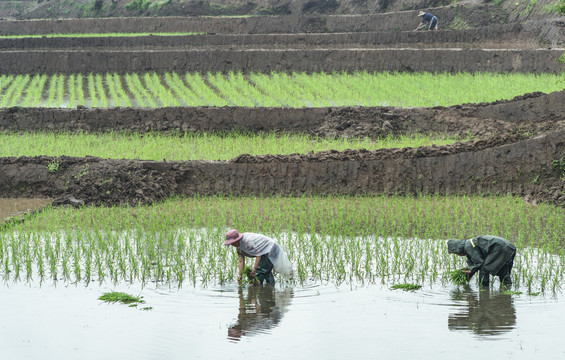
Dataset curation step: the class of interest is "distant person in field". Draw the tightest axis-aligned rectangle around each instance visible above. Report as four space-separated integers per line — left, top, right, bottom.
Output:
414 11 438 31
447 235 517 287
224 229 293 285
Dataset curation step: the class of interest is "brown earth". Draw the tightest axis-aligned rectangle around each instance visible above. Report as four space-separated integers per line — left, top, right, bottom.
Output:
1 91 564 138
1 129 563 207
1 91 564 208
0 1 564 208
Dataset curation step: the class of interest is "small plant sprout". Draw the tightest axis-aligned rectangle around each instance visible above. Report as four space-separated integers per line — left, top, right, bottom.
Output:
47 160 60 173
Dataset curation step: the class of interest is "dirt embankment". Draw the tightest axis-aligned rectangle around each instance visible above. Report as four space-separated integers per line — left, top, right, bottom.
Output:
1 91 563 138
0 129 563 207
2 48 562 74
0 24 541 50
1 93 563 207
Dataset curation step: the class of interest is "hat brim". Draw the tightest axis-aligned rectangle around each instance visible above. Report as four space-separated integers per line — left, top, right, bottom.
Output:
224 235 243 245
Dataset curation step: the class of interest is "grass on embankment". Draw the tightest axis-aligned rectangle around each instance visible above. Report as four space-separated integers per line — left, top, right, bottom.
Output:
0 72 562 109
1 195 563 291
0 132 469 161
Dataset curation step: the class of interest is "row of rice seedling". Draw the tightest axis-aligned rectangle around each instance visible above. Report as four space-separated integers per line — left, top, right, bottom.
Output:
0 131 469 160
1 195 563 292
0 71 561 109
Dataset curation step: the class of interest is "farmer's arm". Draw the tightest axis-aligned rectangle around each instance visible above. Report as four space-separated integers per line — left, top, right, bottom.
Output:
250 256 261 277
238 254 245 281
466 248 484 276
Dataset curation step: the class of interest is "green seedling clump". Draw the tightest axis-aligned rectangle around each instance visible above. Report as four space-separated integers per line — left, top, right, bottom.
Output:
391 283 422 291
240 266 260 287
445 269 469 285
98 291 145 305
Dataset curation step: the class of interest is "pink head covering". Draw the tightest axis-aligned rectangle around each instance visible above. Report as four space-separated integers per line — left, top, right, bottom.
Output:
224 229 243 245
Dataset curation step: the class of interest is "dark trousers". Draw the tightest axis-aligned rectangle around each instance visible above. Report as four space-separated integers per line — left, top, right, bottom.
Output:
255 255 275 285
478 252 516 286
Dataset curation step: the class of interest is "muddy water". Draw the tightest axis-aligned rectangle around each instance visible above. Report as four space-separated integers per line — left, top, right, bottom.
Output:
0 198 52 223
1 280 562 359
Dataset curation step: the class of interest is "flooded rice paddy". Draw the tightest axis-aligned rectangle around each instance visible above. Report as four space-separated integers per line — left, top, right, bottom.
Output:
1 201 563 359
1 279 563 359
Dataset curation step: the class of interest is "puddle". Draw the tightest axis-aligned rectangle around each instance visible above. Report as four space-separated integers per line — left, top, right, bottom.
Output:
0 280 563 359
0 198 52 223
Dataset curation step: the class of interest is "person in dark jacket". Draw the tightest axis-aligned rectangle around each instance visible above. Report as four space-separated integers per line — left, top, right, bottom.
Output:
414 11 438 31
447 235 516 287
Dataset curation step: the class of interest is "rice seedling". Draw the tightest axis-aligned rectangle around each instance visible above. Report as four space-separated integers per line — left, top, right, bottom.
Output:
21 74 47 107
444 268 469 285
391 283 422 291
98 291 145 304
0 195 562 292
240 265 260 287
0 74 29 107
0 71 562 109
95 74 107 108
0 131 469 160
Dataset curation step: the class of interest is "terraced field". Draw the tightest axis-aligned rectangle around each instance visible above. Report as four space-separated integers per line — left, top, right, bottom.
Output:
0 1 564 207
1 0 565 356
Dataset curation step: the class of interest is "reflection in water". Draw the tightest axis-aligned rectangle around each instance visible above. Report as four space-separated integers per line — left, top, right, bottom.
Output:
448 286 516 336
228 286 294 342
0 198 52 223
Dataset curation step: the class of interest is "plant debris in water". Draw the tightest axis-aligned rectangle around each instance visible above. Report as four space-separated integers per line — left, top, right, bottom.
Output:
445 269 469 285
391 283 422 291
98 291 145 305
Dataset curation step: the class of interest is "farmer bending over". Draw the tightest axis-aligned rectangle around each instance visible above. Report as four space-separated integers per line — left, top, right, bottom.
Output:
224 229 293 285
414 11 438 31
447 235 516 287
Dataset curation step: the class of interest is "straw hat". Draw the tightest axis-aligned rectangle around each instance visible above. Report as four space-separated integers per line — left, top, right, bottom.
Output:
224 229 243 245
418 11 426 16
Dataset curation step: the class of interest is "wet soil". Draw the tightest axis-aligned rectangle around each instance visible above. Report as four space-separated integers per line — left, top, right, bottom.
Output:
0 2 563 208
1 128 563 207
0 197 53 224
1 91 563 138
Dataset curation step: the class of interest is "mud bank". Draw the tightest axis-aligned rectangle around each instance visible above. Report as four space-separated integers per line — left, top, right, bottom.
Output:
0 129 563 207
1 91 563 138
1 48 562 74
0 5 504 35
0 24 540 50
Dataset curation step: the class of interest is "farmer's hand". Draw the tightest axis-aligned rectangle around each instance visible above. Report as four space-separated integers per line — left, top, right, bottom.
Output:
250 268 256 277
463 269 472 277
237 274 243 285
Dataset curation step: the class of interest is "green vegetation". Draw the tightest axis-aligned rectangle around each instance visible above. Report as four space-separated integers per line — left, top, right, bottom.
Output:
445 268 469 285
0 131 468 161
241 266 260 287
554 0 565 14
0 195 563 292
0 71 562 109
391 283 422 291
99 291 145 304
552 157 565 177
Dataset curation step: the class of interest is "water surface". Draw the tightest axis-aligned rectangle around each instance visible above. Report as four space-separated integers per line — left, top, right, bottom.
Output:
0 198 52 223
1 280 562 359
